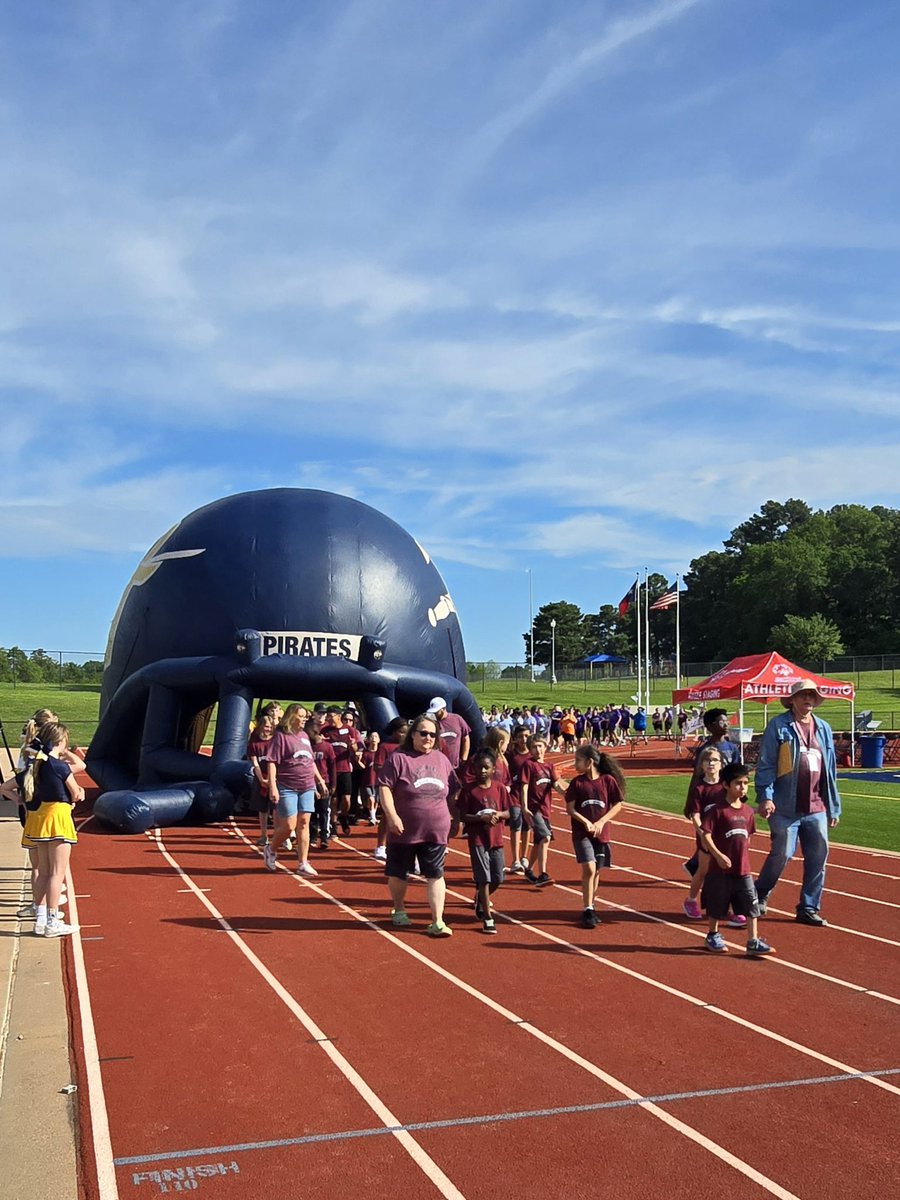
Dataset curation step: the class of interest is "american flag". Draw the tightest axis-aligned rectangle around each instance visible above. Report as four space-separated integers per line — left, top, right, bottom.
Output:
650 584 678 611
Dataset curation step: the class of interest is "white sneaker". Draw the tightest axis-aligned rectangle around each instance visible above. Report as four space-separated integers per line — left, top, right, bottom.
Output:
17 903 36 919
296 861 318 877
373 846 387 861
263 844 277 871
518 858 530 871
283 838 293 852
44 917 78 938
34 916 47 936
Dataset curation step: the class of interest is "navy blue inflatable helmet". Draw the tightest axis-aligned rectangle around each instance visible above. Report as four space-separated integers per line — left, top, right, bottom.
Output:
88 488 484 831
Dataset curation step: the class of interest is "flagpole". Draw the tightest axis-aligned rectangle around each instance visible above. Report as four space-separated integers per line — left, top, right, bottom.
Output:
644 567 651 711
635 574 642 708
675 573 681 692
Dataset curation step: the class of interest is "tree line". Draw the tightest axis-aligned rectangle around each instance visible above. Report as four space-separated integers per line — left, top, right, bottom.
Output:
518 501 900 667
0 647 104 685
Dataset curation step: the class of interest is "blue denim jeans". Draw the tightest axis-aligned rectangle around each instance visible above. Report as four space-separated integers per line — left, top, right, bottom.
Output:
755 810 829 912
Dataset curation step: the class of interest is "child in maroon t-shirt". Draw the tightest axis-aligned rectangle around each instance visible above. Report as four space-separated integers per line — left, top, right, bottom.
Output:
520 736 567 887
700 762 774 957
362 732 380 825
456 748 510 935
682 746 725 921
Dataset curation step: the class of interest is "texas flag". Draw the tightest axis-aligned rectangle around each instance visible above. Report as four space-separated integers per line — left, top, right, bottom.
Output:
618 580 638 616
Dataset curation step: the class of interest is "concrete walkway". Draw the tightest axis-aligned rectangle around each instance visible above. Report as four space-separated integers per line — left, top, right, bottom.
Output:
0 782 80 1199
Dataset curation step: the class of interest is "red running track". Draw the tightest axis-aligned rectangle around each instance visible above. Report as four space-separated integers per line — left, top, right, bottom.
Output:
59 800 900 1200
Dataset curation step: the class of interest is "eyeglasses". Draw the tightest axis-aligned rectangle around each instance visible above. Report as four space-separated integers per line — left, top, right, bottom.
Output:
414 729 437 739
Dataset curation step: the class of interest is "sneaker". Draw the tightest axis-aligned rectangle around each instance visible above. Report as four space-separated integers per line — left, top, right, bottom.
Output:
391 910 412 928
482 919 497 935
17 903 36 919
263 844 277 871
535 873 553 887
726 914 747 929
367 815 377 826
682 898 703 921
340 820 351 836
746 938 775 957
757 898 768 916
507 861 524 875
34 916 47 936
704 932 728 953
518 858 530 871
296 861 318 877
523 867 539 884
44 917 78 938
256 835 268 847
426 921 453 938
373 845 387 861
795 908 827 927
319 839 330 850
283 838 293 853
581 908 599 929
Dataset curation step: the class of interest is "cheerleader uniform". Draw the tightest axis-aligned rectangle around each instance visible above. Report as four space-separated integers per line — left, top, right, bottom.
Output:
22 756 77 846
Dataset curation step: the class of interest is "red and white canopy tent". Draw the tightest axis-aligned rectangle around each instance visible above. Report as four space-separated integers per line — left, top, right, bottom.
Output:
672 651 857 753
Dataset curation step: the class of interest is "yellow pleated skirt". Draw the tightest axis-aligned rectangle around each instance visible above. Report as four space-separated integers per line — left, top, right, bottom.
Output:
22 802 77 846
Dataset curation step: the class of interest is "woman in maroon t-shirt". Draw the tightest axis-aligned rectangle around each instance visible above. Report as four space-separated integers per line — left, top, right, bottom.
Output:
377 713 455 937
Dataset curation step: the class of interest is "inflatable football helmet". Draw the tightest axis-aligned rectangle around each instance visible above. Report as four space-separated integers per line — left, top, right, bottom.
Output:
88 488 484 831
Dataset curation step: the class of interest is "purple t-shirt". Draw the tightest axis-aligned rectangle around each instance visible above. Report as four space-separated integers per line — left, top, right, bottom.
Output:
701 802 756 876
567 774 623 843
793 721 826 815
519 759 559 819
437 712 470 768
457 781 510 849
378 749 455 845
268 730 316 792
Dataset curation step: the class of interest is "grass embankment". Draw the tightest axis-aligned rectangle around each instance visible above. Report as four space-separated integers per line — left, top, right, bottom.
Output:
625 774 900 854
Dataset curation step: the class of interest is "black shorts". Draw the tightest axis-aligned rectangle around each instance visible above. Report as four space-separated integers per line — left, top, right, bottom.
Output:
248 778 271 815
385 841 446 880
702 873 760 920
334 773 353 798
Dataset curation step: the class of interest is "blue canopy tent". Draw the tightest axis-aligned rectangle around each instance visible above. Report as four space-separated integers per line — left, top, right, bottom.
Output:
581 652 628 679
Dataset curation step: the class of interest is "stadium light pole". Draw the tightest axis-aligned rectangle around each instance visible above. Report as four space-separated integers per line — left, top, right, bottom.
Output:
527 568 535 682
550 617 557 686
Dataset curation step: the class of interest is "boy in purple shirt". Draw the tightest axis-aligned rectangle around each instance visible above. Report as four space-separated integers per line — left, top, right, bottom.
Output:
701 762 774 957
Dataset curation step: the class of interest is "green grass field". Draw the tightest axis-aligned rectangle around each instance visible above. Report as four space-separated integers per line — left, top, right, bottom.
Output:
2 679 898 852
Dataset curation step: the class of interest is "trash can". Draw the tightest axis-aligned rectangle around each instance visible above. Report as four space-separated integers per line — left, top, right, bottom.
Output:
860 735 887 769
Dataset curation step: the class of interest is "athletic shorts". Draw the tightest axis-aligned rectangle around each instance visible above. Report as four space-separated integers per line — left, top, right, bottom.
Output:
573 837 612 867
702 873 760 920
277 788 315 819
468 843 505 888
334 773 353 798
527 811 553 843
385 841 446 881
507 804 523 833
248 778 271 815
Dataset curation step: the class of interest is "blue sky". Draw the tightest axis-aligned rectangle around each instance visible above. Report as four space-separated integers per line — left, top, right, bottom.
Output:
2 0 899 664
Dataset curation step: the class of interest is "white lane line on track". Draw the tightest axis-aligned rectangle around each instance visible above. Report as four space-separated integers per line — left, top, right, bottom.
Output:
615 814 900 884
66 869 120 1200
221 823 804 1200
151 830 466 1200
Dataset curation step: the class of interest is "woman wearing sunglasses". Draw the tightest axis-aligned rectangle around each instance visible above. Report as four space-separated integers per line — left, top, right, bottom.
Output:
377 714 456 937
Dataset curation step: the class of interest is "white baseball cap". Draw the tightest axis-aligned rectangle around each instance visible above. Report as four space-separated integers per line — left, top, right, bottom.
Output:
426 696 447 715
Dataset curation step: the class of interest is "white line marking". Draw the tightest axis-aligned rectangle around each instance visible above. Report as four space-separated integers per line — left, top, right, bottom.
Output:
152 831 466 1200
66 869 120 1200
